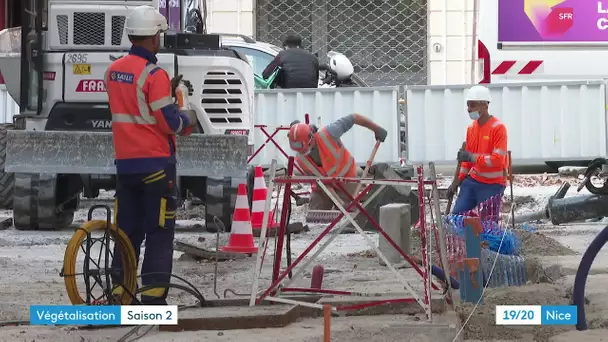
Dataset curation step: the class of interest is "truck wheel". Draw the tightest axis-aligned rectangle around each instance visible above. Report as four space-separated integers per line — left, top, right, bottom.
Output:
205 176 247 233
13 173 75 230
0 124 14 209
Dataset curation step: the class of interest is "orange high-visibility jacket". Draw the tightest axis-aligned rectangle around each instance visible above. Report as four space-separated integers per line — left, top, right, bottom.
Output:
106 46 192 174
296 127 357 178
458 116 508 185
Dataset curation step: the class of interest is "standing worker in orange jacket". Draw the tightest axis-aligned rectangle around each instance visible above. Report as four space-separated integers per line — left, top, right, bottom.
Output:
287 114 387 210
448 85 508 217
106 5 197 305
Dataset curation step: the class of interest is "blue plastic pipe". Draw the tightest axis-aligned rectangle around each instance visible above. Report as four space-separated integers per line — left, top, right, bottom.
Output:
430 265 460 290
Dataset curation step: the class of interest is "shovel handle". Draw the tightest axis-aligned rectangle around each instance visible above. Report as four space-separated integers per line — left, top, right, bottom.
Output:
445 141 466 215
353 140 382 197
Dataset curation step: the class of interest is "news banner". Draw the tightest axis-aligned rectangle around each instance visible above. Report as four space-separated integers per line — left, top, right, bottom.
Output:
496 305 577 325
29 305 178 325
28 304 576 326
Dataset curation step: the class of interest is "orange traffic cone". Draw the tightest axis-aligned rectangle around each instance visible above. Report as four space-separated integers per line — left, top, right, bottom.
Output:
251 166 278 232
221 184 258 254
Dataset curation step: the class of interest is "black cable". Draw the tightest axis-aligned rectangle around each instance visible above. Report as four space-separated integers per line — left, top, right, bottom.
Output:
134 283 205 305
573 225 608 331
0 320 29 327
117 281 207 342
136 272 206 305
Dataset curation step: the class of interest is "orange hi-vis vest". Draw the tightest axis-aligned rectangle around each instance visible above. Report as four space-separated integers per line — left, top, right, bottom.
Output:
106 46 192 174
296 127 357 178
458 116 508 185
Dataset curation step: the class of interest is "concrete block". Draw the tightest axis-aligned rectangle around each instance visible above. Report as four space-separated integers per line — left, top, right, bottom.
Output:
378 203 412 268
354 163 420 231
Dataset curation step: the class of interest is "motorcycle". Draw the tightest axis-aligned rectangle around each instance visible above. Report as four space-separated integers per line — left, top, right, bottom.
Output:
256 51 367 90
319 51 368 88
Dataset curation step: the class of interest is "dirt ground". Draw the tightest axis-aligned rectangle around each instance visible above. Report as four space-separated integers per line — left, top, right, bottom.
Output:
0 175 607 341
455 284 574 341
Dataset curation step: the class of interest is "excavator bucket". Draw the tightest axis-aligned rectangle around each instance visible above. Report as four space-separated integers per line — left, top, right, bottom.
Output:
5 131 249 178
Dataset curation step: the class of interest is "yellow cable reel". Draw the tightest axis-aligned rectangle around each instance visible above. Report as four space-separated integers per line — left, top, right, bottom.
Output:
63 220 138 305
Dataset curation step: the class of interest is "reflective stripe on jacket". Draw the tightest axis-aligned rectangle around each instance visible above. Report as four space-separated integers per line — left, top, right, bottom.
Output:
106 46 192 174
295 127 357 178
458 116 508 185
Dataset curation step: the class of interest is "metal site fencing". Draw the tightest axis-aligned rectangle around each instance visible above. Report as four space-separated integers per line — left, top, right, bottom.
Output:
255 0 428 86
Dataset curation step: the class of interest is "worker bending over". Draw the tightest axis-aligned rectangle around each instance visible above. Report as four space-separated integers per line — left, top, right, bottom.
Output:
449 85 508 216
106 5 197 305
288 114 387 210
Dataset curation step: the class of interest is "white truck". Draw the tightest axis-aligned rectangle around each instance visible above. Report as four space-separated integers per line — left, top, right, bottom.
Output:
406 0 608 167
0 0 254 231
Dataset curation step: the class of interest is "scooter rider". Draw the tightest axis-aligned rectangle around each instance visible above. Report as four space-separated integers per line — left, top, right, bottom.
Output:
262 34 319 88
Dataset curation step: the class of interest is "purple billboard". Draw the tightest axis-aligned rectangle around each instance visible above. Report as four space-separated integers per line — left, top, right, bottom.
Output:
159 0 181 32
498 0 608 42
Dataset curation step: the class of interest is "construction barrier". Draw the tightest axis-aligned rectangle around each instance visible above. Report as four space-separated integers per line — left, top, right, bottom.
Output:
442 193 528 294
247 124 304 175
252 87 401 167
248 158 453 319
247 113 313 197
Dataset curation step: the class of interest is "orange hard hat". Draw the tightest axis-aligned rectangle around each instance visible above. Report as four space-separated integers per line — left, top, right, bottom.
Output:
288 122 313 153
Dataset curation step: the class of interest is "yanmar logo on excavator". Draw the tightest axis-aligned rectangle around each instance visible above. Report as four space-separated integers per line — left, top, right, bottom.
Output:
75 80 106 92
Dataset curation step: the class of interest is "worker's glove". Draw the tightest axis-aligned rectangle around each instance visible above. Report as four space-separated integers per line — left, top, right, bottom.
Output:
457 149 474 163
170 74 184 98
181 110 198 127
374 126 388 142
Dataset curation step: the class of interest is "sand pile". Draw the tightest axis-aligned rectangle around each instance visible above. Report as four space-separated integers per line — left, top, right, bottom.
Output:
515 230 577 257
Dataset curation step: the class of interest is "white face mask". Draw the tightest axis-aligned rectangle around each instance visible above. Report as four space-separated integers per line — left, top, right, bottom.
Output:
469 111 480 120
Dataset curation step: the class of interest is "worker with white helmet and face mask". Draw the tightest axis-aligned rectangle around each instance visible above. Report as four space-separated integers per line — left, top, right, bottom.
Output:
448 85 509 218
105 5 197 305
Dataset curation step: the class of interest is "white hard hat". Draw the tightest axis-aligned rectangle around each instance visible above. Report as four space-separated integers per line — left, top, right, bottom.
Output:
125 5 169 37
329 53 354 80
465 85 491 102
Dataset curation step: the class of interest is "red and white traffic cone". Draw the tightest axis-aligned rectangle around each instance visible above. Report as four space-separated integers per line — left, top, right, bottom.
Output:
221 183 258 254
251 166 278 235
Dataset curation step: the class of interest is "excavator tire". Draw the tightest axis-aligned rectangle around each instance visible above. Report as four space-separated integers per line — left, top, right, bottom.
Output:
13 173 75 230
0 124 15 209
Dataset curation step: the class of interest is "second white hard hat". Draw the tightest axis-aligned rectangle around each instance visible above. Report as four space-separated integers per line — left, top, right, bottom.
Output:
329 53 354 81
465 85 491 102
125 5 169 37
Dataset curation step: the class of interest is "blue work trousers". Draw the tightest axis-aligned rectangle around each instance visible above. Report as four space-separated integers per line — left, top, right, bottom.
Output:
452 176 505 217
111 164 178 305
